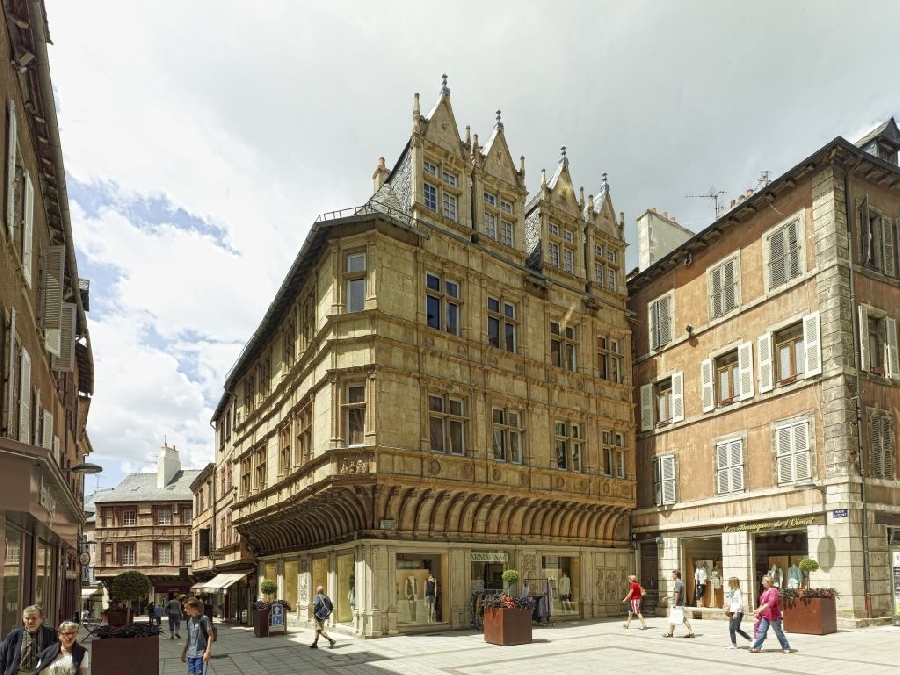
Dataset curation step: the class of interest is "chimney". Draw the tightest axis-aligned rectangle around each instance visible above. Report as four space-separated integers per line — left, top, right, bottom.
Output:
372 157 390 193
157 441 181 488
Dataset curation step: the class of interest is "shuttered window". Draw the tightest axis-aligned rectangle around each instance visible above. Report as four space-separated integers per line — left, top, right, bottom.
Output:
767 219 802 289
653 454 676 505
709 256 740 318
869 414 895 479
649 293 673 351
775 420 811 484
716 438 744 494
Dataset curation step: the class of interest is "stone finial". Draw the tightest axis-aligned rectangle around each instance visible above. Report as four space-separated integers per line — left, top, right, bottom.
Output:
495 109 503 130
465 125 471 145
559 146 568 165
579 186 585 208
441 73 450 94
372 156 390 192
541 168 547 187
413 92 420 119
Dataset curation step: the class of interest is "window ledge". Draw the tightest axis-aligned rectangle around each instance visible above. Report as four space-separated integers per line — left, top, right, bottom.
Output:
656 421 671 428
718 397 735 407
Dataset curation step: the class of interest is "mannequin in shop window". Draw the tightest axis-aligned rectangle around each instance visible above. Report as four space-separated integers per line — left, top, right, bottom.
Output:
786 563 801 589
694 562 708 607
768 563 783 588
710 562 722 608
405 575 417 621
558 571 572 612
425 573 436 622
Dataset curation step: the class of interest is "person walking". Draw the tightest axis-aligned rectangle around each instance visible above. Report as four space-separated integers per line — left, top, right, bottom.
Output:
180 598 214 675
147 602 156 625
662 569 694 638
0 605 58 675
34 621 88 675
165 594 184 640
749 574 791 654
725 577 752 648
310 586 336 649
621 574 646 629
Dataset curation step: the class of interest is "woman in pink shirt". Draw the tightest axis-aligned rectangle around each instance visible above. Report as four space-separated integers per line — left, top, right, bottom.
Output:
749 574 792 653
621 574 646 629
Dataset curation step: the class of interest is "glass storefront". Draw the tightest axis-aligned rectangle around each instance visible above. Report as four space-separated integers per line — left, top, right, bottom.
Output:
396 552 446 625
336 554 354 624
311 558 327 599
35 539 55 624
541 556 580 616
470 552 508 592
752 531 808 597
283 560 298 613
2 525 22 635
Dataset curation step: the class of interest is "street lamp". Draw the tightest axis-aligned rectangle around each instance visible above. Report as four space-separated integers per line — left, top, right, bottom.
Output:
62 463 104 475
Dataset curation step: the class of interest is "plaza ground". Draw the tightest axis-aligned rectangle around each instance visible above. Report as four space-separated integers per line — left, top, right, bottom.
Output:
80 615 898 675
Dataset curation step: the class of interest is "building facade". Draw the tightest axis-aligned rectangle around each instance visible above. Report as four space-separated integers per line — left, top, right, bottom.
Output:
0 0 95 633
211 79 636 636
189 463 255 623
628 119 900 626
92 443 198 605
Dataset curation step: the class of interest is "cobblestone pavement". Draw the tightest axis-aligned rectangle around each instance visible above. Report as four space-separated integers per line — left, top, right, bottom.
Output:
81 617 898 675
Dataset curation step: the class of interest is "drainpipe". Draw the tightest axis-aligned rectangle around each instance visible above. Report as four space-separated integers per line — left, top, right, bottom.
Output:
842 155 871 619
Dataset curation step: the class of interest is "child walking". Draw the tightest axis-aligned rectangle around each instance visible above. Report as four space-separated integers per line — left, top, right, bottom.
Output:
181 598 215 675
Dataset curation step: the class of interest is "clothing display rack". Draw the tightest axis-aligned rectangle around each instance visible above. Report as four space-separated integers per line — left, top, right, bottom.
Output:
524 578 553 625
468 588 502 630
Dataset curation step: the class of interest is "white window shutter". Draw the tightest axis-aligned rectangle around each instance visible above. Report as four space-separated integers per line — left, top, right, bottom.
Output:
661 455 676 504
6 100 16 235
775 424 794 484
885 316 899 380
663 294 673 345
701 359 714 412
43 409 53 450
6 308 16 436
882 216 896 277
51 302 77 372
858 305 870 372
671 371 684 422
794 422 811 481
803 312 822 377
738 341 754 400
640 384 654 431
730 439 744 492
40 245 65 330
648 300 657 351
758 333 773 393
18 347 31 444
33 388 40 446
22 171 34 287
716 442 730 494
710 266 722 318
869 416 884 477
885 417 896 478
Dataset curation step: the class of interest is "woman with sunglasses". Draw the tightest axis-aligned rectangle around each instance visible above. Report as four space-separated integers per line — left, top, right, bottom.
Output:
33 622 88 675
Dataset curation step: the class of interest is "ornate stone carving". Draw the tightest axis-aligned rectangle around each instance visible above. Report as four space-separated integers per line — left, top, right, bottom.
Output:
521 553 536 580
519 472 528 486
555 476 565 489
429 459 441 475
462 464 473 479
492 468 501 481
340 457 370 475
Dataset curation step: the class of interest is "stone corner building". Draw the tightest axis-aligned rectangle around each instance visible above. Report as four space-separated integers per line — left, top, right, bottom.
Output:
628 117 900 627
211 78 635 636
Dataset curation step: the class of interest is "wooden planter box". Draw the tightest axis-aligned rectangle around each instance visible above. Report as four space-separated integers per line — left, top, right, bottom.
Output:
483 607 532 646
253 607 271 637
781 596 837 635
106 609 127 628
92 635 159 675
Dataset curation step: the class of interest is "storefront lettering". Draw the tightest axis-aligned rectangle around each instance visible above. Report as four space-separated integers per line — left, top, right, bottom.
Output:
39 478 56 520
470 552 508 563
723 517 815 533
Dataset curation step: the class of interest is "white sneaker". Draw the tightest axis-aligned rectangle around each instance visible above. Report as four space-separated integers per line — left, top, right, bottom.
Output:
726 645 736 649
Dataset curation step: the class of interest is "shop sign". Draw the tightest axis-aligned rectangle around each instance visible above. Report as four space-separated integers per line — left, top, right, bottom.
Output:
39 478 56 520
832 509 849 518
470 552 508 563
722 516 817 533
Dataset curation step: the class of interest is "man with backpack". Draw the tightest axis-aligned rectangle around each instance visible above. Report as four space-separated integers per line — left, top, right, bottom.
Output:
180 598 214 675
310 587 335 649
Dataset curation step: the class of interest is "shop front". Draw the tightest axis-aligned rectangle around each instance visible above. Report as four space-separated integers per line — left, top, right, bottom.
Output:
258 541 629 637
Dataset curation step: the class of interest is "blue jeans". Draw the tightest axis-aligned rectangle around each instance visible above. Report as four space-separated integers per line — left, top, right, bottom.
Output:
729 612 752 645
169 613 181 632
186 656 204 674
752 616 791 651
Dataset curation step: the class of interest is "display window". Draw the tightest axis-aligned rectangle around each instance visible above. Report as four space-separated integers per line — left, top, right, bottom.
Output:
396 552 446 625
283 560 298 612
336 553 354 623
752 531 808 597
540 555 580 616
682 536 724 609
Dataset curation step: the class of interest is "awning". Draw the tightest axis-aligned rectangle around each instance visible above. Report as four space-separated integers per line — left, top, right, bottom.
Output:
191 573 246 593
81 587 102 598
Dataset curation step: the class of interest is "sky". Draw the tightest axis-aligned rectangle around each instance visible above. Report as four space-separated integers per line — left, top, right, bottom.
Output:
44 0 900 495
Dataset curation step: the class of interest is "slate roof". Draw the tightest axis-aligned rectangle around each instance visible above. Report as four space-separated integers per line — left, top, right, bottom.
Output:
92 470 200 503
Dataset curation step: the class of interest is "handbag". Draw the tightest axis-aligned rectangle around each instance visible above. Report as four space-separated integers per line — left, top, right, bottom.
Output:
639 586 647 597
725 610 734 618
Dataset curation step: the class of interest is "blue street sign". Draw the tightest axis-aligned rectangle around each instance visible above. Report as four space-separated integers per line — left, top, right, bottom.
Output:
832 509 848 518
270 603 284 626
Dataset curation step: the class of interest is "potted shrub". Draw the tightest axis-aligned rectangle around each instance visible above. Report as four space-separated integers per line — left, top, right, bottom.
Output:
780 559 837 635
93 571 160 675
483 570 534 646
254 579 278 637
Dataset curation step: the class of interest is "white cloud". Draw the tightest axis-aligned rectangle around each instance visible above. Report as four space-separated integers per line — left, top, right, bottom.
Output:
46 0 900 490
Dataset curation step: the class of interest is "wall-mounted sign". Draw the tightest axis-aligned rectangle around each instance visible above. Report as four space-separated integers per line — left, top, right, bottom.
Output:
722 516 818 533
470 552 508 563
832 509 849 518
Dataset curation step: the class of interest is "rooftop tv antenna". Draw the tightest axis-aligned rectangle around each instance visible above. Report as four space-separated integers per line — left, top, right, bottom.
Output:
686 186 726 220
755 171 771 190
